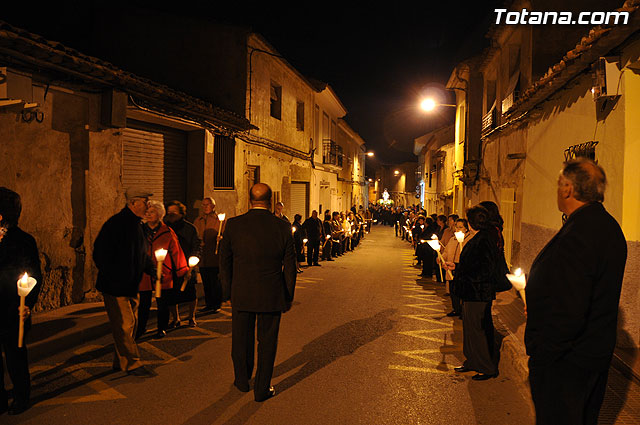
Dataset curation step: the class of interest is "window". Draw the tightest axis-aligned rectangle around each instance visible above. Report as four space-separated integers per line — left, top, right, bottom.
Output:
270 82 282 120
214 135 235 189
296 100 304 131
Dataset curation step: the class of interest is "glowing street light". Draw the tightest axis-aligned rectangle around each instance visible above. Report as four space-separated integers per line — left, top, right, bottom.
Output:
394 170 400 176
366 151 375 157
420 97 456 112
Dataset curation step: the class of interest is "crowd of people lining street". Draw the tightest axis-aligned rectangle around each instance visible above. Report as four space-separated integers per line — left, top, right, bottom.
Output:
0 158 629 423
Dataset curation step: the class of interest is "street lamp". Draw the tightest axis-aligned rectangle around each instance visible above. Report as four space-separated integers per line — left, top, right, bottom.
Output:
366 151 374 157
420 97 456 112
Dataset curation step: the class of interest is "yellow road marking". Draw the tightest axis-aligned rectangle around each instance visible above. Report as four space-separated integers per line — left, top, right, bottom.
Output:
37 369 126 405
138 341 180 363
403 304 444 312
388 365 452 374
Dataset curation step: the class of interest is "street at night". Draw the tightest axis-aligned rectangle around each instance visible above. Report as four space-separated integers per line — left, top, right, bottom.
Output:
3 2 640 424
4 226 538 425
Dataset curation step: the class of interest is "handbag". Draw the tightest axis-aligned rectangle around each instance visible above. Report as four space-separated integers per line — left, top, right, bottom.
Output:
494 253 512 292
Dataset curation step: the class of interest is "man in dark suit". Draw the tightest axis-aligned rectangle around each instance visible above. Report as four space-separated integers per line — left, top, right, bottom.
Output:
219 183 296 402
302 210 323 266
525 158 627 425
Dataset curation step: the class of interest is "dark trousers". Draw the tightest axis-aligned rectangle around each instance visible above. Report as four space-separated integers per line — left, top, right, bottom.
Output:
200 267 222 309
321 240 332 260
0 328 30 406
137 291 169 337
529 358 609 425
332 239 342 257
462 301 497 375
307 239 320 265
231 310 281 400
450 292 462 314
421 248 434 277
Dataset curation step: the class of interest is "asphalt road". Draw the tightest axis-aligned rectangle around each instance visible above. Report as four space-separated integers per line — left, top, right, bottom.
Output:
6 225 536 425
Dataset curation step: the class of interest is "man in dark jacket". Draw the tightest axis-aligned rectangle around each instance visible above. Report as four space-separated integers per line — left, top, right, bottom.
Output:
0 188 41 415
93 188 155 376
302 210 323 266
525 159 627 424
219 183 296 402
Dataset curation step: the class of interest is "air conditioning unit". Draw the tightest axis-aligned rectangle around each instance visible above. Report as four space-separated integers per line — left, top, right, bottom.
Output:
592 57 621 100
0 67 36 111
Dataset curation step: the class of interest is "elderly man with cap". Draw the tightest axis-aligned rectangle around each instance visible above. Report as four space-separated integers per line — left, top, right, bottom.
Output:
93 187 156 377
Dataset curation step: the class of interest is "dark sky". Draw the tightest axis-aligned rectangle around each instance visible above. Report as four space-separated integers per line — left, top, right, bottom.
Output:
2 1 504 164
209 2 504 163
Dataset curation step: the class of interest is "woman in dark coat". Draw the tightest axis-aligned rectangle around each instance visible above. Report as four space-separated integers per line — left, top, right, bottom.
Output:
452 205 499 380
165 201 202 327
292 214 305 273
0 188 41 415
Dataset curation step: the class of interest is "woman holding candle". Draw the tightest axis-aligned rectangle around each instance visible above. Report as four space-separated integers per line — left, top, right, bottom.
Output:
194 197 223 312
441 218 470 317
164 201 201 328
137 201 188 339
452 205 499 381
0 187 42 415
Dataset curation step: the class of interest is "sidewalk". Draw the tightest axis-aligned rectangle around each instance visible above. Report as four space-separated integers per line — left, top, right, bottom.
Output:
27 288 208 364
492 288 640 385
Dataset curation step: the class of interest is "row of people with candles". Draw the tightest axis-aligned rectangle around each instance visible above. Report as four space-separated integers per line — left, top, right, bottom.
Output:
396 201 527 381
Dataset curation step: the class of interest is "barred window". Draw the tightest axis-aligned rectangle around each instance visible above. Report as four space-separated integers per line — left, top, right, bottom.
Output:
214 135 235 189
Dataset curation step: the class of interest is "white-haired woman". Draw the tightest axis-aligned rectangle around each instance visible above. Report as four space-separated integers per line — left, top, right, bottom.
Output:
136 200 188 339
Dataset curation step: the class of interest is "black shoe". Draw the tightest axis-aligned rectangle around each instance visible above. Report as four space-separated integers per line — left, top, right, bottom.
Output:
313 263 321 266
472 373 498 381
8 401 30 415
446 311 459 317
454 366 474 373
153 330 166 339
255 387 275 402
127 366 157 378
327 258 335 261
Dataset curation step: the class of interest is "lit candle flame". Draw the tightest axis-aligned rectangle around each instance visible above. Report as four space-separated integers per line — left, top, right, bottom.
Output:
455 231 465 243
188 256 200 268
292 227 297 233
217 213 226 221
155 248 168 261
303 238 308 244
19 273 29 288
514 268 522 277
431 234 438 240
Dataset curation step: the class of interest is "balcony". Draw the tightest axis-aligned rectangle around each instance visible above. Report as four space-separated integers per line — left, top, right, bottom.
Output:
481 107 497 136
323 139 343 169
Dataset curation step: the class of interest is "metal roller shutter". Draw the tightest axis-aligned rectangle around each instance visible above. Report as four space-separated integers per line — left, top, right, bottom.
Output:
290 182 308 221
122 120 187 204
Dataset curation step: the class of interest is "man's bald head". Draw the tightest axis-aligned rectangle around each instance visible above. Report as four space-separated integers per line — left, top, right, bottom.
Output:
250 183 272 207
561 158 607 203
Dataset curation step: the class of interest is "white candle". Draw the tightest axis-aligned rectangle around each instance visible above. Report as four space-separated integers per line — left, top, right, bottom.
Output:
292 226 297 234
506 268 527 291
16 272 37 348
181 256 200 291
214 213 227 255
154 249 168 298
454 231 465 243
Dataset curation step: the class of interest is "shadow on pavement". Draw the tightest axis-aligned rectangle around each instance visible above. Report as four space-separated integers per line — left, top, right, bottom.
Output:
30 344 118 405
191 309 397 424
272 308 397 393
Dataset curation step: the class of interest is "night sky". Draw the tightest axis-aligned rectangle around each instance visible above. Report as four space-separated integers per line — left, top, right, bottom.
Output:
2 2 503 164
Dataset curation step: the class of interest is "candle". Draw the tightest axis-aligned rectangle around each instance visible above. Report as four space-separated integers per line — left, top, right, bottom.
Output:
426 238 453 281
154 249 167 298
454 231 465 243
214 213 227 254
16 272 37 348
506 268 527 309
292 226 297 234
181 256 200 291
303 238 308 244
